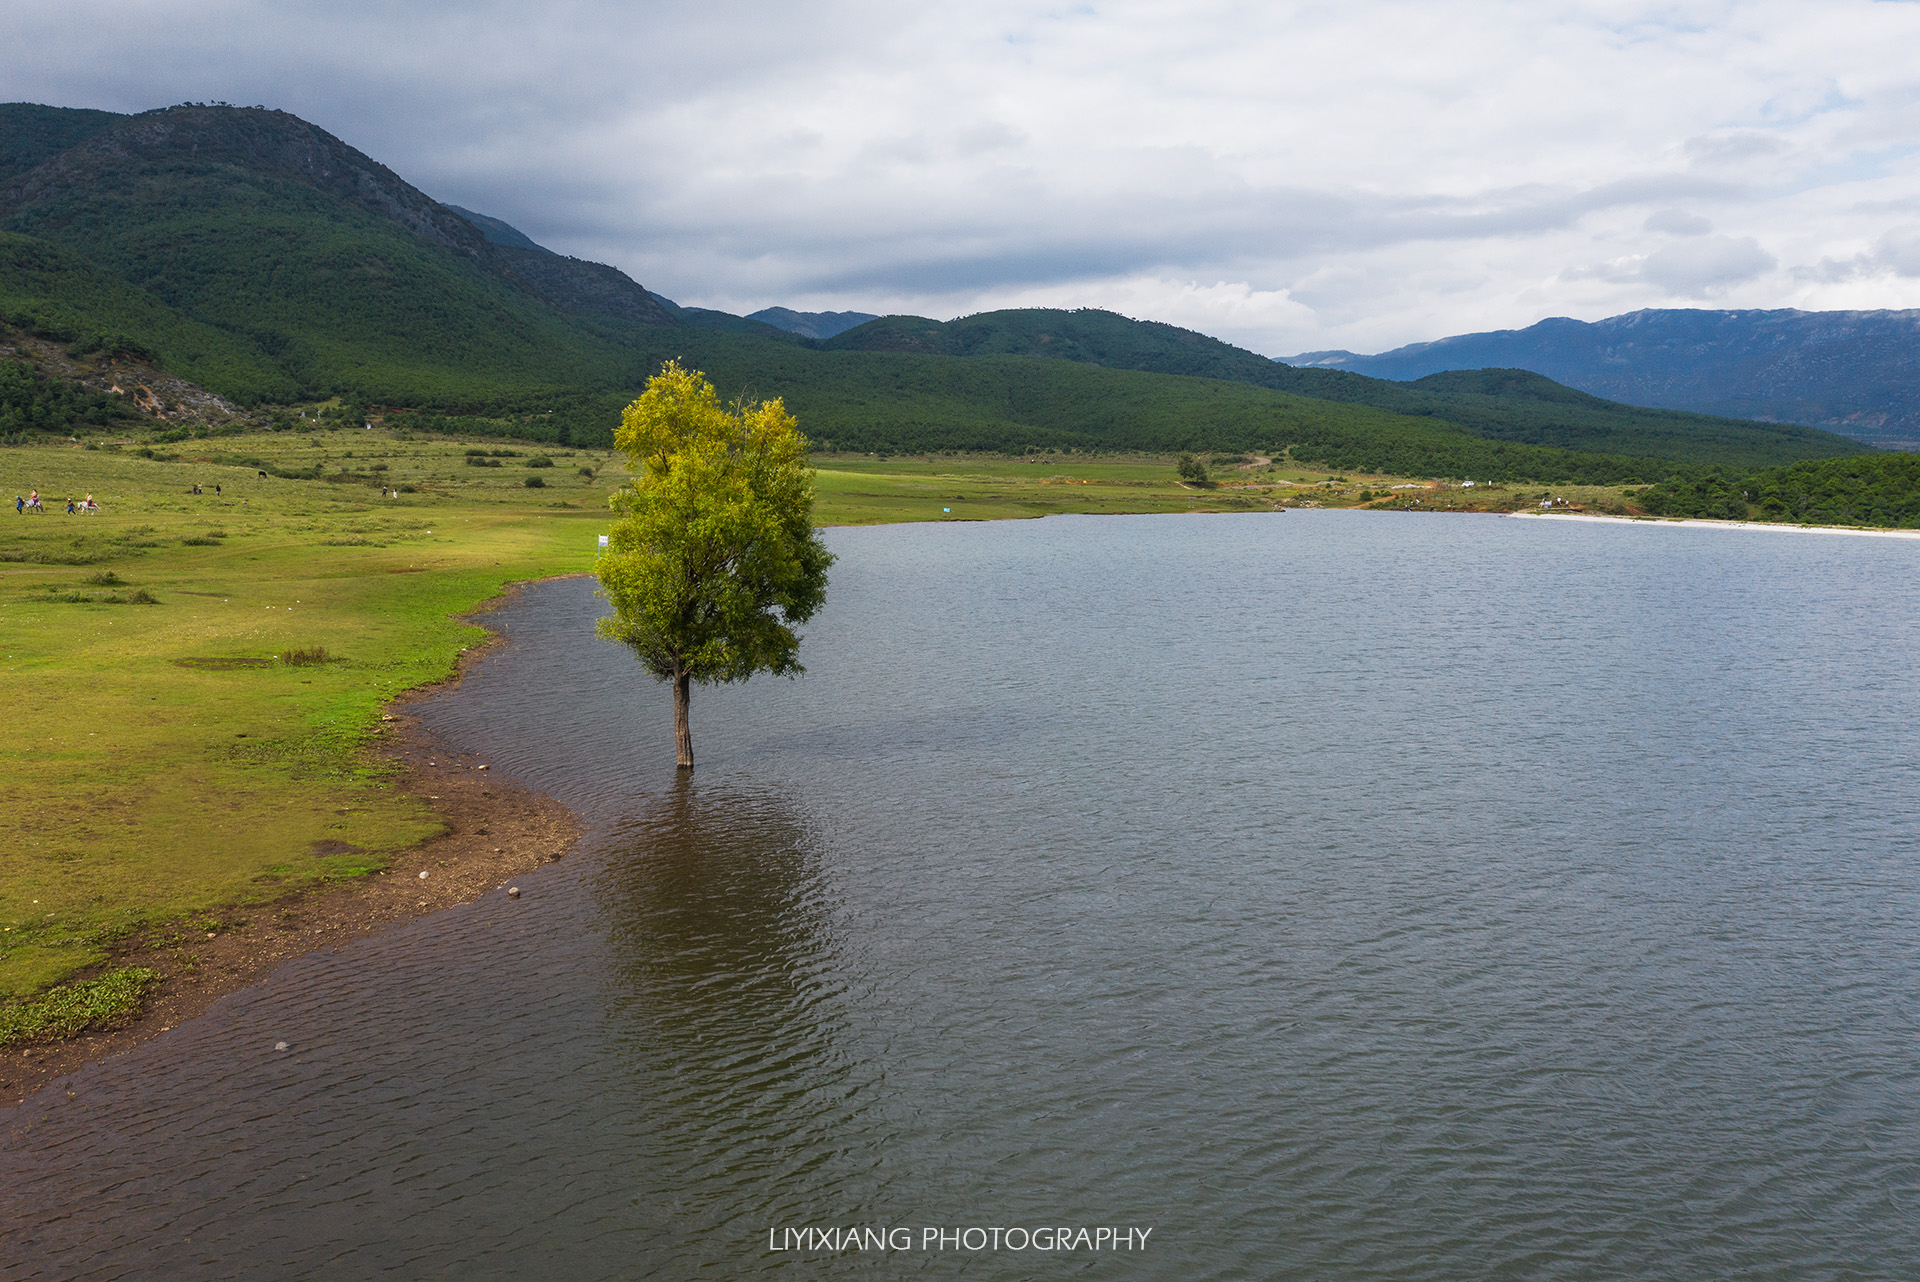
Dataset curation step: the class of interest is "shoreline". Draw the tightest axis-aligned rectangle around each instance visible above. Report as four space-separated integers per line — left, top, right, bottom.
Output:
1509 510 1920 540
1 586 586 1109
10 504 1915 1104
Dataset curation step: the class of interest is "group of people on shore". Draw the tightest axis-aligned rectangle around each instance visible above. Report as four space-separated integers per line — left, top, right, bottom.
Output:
16 488 98 514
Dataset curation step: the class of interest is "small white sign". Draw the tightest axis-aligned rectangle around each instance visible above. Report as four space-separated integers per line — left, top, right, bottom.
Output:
598 534 610 548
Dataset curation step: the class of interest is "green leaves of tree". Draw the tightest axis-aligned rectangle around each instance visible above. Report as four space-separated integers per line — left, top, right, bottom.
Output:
595 361 832 686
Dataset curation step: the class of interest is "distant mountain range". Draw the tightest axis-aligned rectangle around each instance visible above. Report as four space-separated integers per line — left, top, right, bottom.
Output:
0 101 1872 480
813 308 1860 470
1288 309 1920 451
749 307 879 340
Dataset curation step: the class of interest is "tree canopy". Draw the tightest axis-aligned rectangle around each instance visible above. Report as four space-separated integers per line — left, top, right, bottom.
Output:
595 361 833 767
1634 452 1920 528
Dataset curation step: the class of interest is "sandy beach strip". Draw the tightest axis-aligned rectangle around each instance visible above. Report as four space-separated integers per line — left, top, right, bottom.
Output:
1509 511 1920 541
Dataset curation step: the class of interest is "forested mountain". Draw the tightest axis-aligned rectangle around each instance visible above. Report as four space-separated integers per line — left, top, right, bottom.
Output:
825 308 1865 469
1288 309 1920 451
648 293 795 336
0 104 680 331
0 104 690 402
0 103 123 183
0 102 1871 483
750 307 880 339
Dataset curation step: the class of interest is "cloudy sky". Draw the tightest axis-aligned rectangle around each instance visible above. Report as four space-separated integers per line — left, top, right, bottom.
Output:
12 0 1920 354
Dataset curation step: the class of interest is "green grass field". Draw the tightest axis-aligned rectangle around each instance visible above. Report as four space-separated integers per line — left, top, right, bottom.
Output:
809 453 1649 522
814 454 1277 521
0 434 617 998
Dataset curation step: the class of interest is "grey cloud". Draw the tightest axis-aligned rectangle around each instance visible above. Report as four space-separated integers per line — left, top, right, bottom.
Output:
1644 208 1713 235
1640 236 1776 296
1803 225 1920 283
551 165 1747 307
1684 132 1789 167
1561 233 1775 297
1796 256 1865 284
954 122 1029 156
1872 225 1920 276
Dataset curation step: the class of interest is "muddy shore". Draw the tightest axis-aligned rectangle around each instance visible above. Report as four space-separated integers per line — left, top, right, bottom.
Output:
1 607 584 1108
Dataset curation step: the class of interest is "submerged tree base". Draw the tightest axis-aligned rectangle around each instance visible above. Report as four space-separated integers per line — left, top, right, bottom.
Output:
674 670 694 769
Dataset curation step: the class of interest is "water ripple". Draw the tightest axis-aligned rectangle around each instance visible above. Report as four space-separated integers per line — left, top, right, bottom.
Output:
7 512 1920 1279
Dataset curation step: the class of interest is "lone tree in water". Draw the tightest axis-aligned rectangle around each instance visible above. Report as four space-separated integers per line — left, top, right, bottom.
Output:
595 361 833 768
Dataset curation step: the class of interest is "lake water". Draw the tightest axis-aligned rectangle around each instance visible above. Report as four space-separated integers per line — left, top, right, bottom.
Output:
6 510 1920 1280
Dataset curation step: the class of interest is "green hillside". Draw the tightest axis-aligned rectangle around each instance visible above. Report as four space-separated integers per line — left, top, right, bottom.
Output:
0 102 1867 487
0 354 135 438
0 231 299 397
647 291 798 337
0 130 642 401
0 103 120 183
572 337 1675 483
826 308 1867 470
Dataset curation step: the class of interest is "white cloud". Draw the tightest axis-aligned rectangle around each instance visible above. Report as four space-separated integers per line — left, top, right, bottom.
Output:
10 1 1920 352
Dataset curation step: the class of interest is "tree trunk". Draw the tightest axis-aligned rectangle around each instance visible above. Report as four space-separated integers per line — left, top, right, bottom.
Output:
673 669 694 769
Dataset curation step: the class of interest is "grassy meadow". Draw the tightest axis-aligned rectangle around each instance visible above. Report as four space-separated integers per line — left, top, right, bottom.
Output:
0 430 1634 1018
816 453 1270 520
0 433 616 1001
812 452 1645 521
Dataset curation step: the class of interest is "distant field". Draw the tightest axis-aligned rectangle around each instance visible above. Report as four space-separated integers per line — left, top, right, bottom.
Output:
811 453 1643 522
815 454 1267 522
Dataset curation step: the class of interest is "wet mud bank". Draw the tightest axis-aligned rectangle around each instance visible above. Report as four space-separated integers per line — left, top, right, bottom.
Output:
2 602 584 1109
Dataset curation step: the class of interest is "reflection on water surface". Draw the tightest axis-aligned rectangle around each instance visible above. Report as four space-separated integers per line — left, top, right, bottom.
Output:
596 782 882 1249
